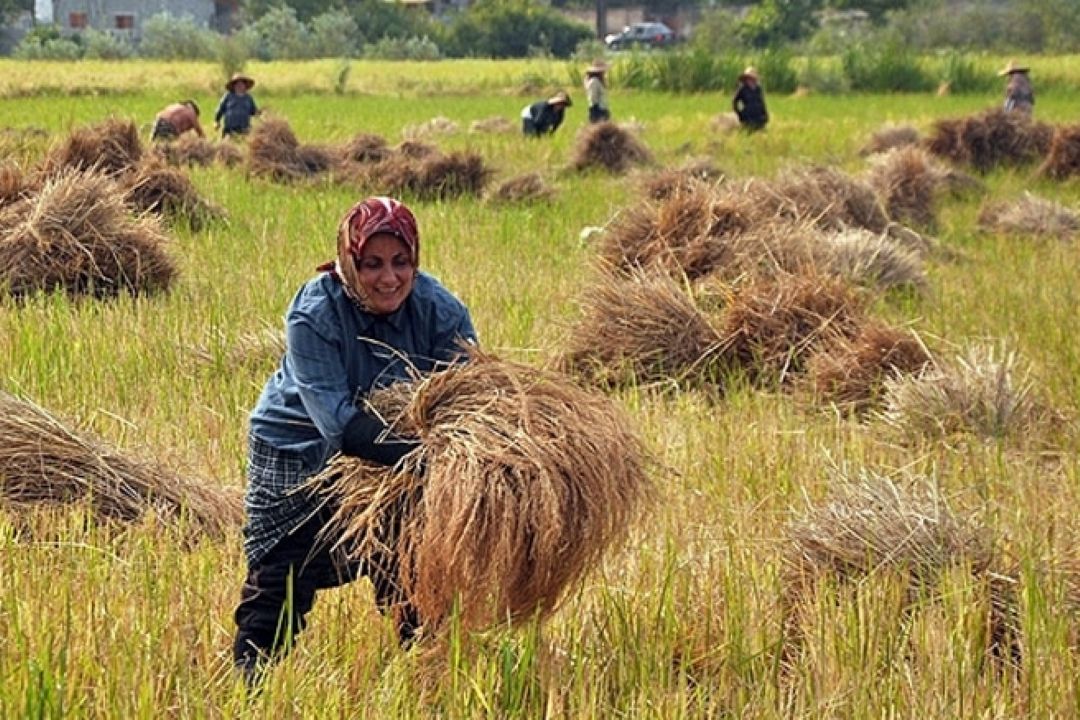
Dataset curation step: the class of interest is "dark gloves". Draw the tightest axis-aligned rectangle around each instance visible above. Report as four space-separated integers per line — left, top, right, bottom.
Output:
341 409 419 468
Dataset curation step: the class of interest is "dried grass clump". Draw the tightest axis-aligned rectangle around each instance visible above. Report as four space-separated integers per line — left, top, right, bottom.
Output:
369 150 492 200
880 344 1050 442
753 166 890 234
805 322 932 412
814 228 927 290
153 135 218 167
863 146 939 228
638 159 725 201
190 322 285 369
717 273 865 384
0 393 242 539
559 268 724 388
571 121 653 174
395 139 439 159
247 117 337 182
925 109 1053 173
710 113 741 134
0 168 176 298
598 187 754 280
1037 125 1080 180
214 141 245 167
0 162 28 206
318 351 653 631
403 116 459 139
121 159 225 230
859 124 920 156
469 116 514 134
37 118 142 179
340 133 392 164
977 192 1080 241
485 172 557 204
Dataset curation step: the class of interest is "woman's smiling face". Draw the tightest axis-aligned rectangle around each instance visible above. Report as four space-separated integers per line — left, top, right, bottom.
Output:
354 232 415 314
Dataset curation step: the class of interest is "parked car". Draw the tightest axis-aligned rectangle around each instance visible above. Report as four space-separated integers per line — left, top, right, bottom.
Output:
604 22 677 51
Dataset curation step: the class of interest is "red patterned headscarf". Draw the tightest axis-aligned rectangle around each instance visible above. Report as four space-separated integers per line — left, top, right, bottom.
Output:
317 197 420 310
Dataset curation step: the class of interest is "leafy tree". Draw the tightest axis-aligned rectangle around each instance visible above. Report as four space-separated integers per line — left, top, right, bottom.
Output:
738 0 822 48
346 0 435 45
442 0 591 58
823 0 914 24
0 0 30 23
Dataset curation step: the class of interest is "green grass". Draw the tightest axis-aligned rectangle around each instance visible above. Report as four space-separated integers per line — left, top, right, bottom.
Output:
2 59 1080 717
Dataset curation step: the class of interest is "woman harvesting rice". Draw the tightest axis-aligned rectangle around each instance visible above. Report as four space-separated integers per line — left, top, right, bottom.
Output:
232 196 476 684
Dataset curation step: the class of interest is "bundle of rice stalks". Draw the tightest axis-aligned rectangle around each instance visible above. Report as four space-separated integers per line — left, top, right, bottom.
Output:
637 159 724 201
925 109 1053 173
0 168 176 298
805 322 932 413
214 141 245 168
152 135 218 167
37 118 142 179
340 132 392 164
121 159 225 230
371 150 492 200
0 392 242 539
403 116 459 138
189 321 285 369
558 268 724 388
710 113 741 134
0 162 28 206
317 350 653 631
977 192 1080 241
469 116 514 134
395 139 439 159
879 344 1050 442
247 117 337 182
597 186 754 280
863 146 939 229
485 172 557 204
752 166 890 234
1037 125 1080 180
782 471 1013 661
571 121 653 174
717 273 865 385
813 228 927 290
859 124 920 157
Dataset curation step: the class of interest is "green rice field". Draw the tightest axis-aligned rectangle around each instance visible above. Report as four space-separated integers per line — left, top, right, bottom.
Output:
3 58 1080 717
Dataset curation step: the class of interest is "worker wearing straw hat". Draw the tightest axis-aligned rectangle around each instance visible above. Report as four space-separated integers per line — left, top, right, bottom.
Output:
733 66 769 132
520 90 572 136
999 60 1034 116
232 196 477 686
214 73 260 138
584 60 611 124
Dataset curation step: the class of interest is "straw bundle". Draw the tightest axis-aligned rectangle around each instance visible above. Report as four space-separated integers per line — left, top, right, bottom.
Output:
340 132 392 164
190 322 285 369
750 166 890 234
469 116 515 134
121 158 225 230
879 344 1049 442
214 141 245 167
403 116 459 139
858 124 920 157
395 140 439 159
0 392 243 539
152 135 218 167
1037 125 1080 180
247 117 337 182
925 109 1053 173
318 351 653 631
710 113 741 134
368 150 492 200
571 121 653 174
717 273 865 384
0 162 28 206
37 118 142 179
559 268 724 388
863 146 939 229
805 322 932 412
977 192 1080 241
637 159 724 201
0 168 176 298
813 228 927 290
485 172 557 204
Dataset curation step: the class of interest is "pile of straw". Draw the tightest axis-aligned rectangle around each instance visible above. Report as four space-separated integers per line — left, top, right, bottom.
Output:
0 162 28 206
637 159 724 201
805 322 932 412
571 121 653 174
402 116 459 139
214 141 245 168
813 228 927 291
248 117 337 182
859 124 920 157
469 116 514 134
978 192 1080 241
559 268 723 388
317 351 653 631
485 172 557 204
366 150 492 201
340 133 392 165
758 166 890 234
0 393 242 539
152 135 218 167
925 109 1053 173
0 168 176 298
120 159 225 230
37 118 142 179
190 322 285 369
879 344 1049 442
863 146 940 228
1037 125 1080 180
395 140 438 159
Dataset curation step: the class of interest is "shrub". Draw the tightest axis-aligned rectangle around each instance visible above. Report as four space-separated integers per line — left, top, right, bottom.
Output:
363 35 441 61
308 9 358 59
14 25 82 59
936 51 994 94
139 13 220 59
755 47 797 94
239 5 310 61
442 0 592 59
82 29 134 60
797 56 849 94
689 7 748 53
841 37 933 93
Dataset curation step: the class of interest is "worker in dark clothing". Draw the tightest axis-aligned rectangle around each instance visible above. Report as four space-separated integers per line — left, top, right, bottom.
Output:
733 66 769 132
215 73 260 138
520 91 572 137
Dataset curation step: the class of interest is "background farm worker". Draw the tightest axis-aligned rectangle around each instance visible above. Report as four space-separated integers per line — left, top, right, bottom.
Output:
215 73 260 138
999 60 1034 116
733 66 769 132
584 60 611 124
521 90 572 136
149 100 204 142
232 196 477 685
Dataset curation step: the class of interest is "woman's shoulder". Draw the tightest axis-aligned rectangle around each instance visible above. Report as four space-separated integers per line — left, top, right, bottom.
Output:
412 272 470 317
288 274 348 320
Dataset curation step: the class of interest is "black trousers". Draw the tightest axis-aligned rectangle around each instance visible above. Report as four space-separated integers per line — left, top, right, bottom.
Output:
232 506 419 670
588 105 611 124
